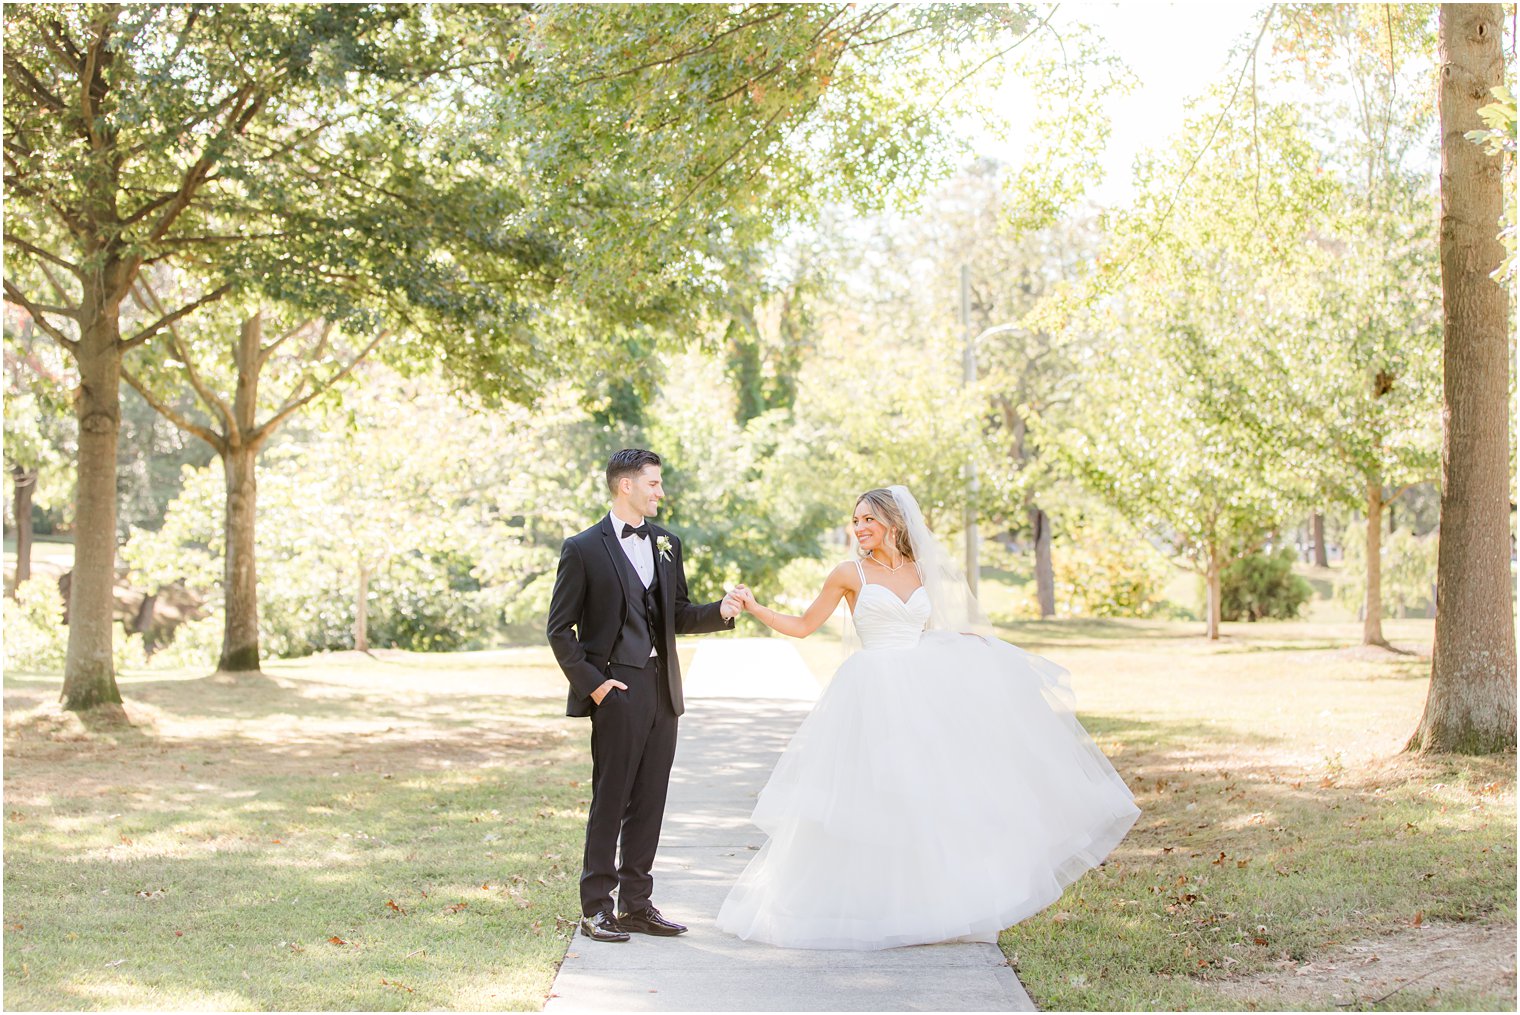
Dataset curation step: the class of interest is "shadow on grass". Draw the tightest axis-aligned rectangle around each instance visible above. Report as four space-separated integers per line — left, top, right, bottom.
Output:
3 665 593 1011
999 710 1516 1012
3 755 590 1010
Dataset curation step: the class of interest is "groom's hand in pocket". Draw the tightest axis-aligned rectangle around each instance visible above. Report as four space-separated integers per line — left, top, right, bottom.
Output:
591 678 628 705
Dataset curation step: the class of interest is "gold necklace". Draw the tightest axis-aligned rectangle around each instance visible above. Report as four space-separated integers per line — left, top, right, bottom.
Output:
868 551 909 573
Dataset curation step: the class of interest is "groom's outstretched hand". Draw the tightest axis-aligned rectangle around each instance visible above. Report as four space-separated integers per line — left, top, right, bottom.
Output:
720 587 743 620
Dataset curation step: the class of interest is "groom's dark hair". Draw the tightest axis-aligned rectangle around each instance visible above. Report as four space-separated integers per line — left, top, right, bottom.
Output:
606 448 662 494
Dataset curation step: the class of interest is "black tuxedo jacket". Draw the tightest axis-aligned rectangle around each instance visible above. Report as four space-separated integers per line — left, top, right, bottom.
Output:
546 514 733 718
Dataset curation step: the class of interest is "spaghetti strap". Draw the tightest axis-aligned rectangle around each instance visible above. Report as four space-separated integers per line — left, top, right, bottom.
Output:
853 558 865 586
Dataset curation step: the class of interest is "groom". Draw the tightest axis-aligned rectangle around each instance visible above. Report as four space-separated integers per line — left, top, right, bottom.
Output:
547 448 740 943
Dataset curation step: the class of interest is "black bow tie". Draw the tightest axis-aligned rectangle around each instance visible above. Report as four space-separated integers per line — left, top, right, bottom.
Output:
621 522 650 540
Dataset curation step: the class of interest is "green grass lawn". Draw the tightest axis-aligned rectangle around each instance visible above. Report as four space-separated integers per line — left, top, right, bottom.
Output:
994 616 1516 1011
4 618 1513 1011
3 649 591 1011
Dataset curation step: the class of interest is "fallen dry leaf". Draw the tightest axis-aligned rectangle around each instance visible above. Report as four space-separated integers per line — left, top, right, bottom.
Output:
444 902 468 914
329 936 348 946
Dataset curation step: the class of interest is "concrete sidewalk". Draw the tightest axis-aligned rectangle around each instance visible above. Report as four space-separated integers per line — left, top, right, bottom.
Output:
545 650 1036 1012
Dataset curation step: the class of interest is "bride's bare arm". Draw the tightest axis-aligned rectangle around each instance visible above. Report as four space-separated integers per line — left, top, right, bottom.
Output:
738 563 856 639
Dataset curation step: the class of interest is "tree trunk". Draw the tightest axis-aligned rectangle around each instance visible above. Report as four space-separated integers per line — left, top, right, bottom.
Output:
354 562 371 652
1408 3 1516 754
218 445 261 672
11 466 36 594
1363 479 1390 647
1205 550 1222 640
217 314 267 673
61 308 125 711
1029 503 1055 618
1311 511 1328 567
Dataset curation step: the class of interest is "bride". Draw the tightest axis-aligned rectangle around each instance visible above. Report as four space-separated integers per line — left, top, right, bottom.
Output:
715 485 1141 951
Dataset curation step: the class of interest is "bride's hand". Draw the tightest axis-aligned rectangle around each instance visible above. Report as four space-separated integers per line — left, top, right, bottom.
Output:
733 585 759 612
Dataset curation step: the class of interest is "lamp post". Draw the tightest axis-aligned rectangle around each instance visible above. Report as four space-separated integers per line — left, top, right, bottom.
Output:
959 265 1024 596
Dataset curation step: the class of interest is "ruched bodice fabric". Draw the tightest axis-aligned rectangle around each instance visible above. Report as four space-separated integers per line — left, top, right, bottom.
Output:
851 583 931 649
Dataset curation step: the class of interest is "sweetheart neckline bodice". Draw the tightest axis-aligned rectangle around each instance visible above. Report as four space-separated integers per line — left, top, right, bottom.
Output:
852 582 931 649
857 582 928 607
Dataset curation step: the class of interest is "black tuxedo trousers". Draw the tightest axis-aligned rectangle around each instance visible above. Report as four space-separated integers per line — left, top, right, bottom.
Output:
583 655 677 917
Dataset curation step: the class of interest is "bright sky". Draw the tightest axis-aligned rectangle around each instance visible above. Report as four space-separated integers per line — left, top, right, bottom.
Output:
981 2 1270 208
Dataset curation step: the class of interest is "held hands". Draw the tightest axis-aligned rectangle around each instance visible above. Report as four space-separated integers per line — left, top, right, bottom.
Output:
590 677 628 705
720 583 759 620
720 584 744 620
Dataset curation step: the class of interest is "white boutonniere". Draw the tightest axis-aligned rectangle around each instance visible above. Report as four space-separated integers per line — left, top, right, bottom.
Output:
655 535 673 563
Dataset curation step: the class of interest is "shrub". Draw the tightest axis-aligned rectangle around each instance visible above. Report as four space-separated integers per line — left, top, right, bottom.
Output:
1220 546 1313 621
1052 530 1169 618
147 613 224 672
3 577 68 672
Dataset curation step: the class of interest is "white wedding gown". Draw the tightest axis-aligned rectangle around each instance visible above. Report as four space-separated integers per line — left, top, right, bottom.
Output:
715 576 1142 950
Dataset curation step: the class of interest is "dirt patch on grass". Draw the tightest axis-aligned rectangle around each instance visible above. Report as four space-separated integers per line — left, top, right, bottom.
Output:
1214 916 1517 1010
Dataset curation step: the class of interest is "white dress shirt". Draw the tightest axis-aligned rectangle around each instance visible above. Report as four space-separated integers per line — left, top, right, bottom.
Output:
609 510 655 589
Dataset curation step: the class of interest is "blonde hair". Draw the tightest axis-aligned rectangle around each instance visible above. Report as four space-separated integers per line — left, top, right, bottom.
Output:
854 489 914 561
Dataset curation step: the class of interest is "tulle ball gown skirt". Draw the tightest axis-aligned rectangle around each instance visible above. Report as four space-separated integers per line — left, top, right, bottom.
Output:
716 631 1141 950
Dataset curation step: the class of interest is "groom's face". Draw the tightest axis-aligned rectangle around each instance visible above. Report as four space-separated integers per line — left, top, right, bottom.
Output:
624 465 664 518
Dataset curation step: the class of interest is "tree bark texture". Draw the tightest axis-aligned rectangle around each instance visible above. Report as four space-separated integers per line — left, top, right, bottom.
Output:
217 314 266 673
355 563 371 653
11 467 37 593
1363 479 1389 647
61 297 127 710
1408 3 1516 754
1205 550 1222 641
1029 503 1055 618
219 445 261 672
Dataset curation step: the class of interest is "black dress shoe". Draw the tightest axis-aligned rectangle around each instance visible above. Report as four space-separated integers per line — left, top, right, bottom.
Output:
617 905 687 936
579 910 630 943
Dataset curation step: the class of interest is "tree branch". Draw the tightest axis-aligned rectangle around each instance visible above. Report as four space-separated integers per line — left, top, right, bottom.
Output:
1107 4 1277 285
35 260 78 310
119 281 232 350
565 6 794 87
120 364 225 452
3 279 78 352
147 84 266 243
256 328 389 439
2 232 85 279
4 57 68 114
129 280 236 430
258 317 320 367
79 16 107 151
